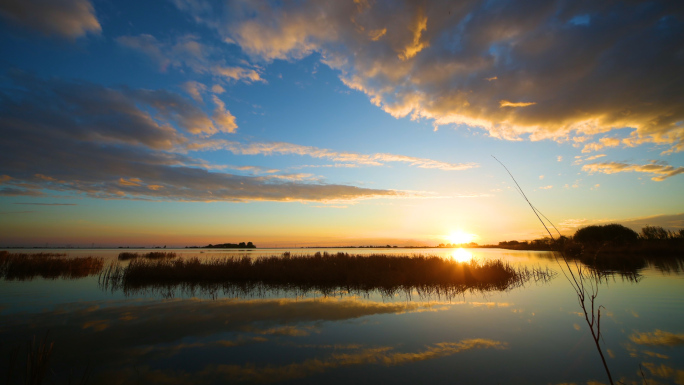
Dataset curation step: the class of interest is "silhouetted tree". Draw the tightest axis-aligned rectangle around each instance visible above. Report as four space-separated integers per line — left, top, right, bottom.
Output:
573 224 638 246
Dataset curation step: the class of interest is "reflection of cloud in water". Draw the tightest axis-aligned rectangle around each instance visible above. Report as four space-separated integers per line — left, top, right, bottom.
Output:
630 330 684 346
643 351 670 359
641 362 684 384
119 339 506 384
469 301 512 309
0 297 455 382
243 325 317 337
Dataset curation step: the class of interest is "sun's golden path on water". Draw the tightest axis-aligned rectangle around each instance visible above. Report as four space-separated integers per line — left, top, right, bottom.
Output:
450 248 473 263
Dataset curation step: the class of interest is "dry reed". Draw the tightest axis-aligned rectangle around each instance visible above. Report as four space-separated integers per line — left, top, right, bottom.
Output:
0 251 104 280
100 252 555 299
117 251 177 261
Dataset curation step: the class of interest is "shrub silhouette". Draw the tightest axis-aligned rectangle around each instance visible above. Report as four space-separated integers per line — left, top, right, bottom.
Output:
573 224 639 246
640 226 671 240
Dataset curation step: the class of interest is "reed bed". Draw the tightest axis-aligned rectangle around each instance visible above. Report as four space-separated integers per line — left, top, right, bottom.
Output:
100 252 555 299
117 251 177 261
0 251 104 280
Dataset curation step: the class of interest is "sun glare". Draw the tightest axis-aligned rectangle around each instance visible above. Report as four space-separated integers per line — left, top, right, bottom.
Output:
446 230 476 245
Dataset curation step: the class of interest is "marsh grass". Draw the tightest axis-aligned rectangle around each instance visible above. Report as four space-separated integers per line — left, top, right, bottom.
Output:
100 252 555 299
5 333 53 385
0 251 104 280
117 251 177 261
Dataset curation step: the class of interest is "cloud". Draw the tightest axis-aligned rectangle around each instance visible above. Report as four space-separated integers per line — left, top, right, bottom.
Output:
0 74 402 202
581 137 622 153
212 66 264 83
582 160 684 181
572 154 606 165
117 34 264 83
397 9 429 60
618 213 684 230
192 139 477 171
559 213 684 233
1 71 233 145
13 203 77 206
558 218 587 230
177 0 684 152
181 81 207 102
499 101 536 108
211 84 225 94
210 95 238 133
539 185 552 190
0 0 101 39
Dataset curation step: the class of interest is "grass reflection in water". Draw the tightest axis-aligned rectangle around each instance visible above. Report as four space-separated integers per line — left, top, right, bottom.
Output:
99 252 555 299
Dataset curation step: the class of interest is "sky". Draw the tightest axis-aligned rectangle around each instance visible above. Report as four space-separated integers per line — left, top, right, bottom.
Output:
0 0 683 247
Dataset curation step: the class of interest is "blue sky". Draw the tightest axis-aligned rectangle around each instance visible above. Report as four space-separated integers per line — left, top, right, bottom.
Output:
0 0 682 247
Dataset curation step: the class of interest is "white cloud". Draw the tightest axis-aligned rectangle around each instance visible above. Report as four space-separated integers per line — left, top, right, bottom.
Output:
191 139 478 171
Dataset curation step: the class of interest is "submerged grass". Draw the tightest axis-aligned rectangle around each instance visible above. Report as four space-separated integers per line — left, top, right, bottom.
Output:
100 252 555 299
117 251 177 261
0 251 104 280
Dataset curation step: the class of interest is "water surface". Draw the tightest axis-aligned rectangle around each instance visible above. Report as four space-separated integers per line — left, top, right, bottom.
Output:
1 248 682 384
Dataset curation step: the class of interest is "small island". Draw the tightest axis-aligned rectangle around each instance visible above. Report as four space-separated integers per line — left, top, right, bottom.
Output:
186 242 256 249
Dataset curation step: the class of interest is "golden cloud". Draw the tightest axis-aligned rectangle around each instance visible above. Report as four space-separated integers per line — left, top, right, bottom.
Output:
582 161 684 181
177 1 684 152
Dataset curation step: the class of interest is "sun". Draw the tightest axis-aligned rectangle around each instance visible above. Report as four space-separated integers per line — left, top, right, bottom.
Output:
446 230 476 245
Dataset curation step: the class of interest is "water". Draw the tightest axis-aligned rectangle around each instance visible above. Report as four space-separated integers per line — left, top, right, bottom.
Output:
1 248 683 384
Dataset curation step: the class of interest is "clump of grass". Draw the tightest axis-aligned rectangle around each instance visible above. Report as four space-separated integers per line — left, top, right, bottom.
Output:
117 251 177 261
117 252 139 261
144 252 177 259
0 252 104 280
100 252 555 299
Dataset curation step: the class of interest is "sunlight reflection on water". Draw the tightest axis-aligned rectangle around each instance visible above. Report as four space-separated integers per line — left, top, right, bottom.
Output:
451 247 473 262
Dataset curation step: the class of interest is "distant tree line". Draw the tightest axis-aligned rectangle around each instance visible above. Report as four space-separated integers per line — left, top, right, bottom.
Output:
491 224 684 255
438 242 479 248
185 242 256 249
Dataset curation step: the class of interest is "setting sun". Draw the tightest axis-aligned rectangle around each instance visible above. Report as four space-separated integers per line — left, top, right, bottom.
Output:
446 230 476 245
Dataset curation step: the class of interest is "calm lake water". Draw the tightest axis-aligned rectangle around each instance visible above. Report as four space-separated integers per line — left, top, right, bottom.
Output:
1 248 683 384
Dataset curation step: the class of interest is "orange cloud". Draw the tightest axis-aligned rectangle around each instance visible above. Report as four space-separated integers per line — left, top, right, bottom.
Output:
582 161 684 181
180 1 684 152
499 101 536 108
119 178 142 186
398 10 429 60
210 96 238 134
213 66 264 83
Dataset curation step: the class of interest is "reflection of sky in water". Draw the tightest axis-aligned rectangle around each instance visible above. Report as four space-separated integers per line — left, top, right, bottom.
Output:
0 249 683 384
